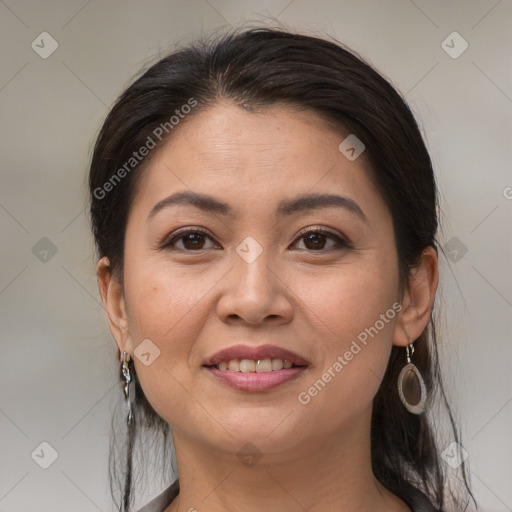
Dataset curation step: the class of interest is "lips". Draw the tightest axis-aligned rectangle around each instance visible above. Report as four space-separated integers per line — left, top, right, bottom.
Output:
203 344 309 368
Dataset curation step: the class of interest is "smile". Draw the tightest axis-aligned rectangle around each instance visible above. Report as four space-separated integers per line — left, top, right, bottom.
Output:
212 358 297 372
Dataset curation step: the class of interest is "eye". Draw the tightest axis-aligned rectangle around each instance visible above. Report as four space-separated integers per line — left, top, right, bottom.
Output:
162 228 219 251
160 226 351 252
291 227 351 251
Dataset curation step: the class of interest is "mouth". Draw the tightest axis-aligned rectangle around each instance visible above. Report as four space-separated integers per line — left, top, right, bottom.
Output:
207 358 303 372
202 344 309 392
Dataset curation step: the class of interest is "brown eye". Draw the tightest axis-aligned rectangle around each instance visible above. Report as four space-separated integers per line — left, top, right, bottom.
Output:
164 229 218 251
303 232 329 250
180 232 207 250
292 228 350 252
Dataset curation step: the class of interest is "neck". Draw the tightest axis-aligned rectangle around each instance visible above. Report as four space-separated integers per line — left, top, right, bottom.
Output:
165 407 410 512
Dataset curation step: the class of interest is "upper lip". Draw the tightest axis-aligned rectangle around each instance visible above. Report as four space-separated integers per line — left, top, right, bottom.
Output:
203 344 309 367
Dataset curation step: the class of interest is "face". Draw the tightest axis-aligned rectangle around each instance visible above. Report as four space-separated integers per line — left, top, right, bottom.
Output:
110 101 407 461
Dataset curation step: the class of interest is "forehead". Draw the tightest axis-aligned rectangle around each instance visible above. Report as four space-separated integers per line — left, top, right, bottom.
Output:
129 101 389 228
165 102 345 167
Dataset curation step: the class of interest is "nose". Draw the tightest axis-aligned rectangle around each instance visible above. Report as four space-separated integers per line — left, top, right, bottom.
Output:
216 248 294 326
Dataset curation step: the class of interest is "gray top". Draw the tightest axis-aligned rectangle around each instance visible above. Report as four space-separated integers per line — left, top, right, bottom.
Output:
137 480 179 512
135 478 443 512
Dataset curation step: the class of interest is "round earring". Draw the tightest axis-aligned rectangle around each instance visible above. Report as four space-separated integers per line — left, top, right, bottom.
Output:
397 342 427 415
121 351 134 426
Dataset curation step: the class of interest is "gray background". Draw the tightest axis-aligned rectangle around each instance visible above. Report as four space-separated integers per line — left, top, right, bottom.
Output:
1 1 511 511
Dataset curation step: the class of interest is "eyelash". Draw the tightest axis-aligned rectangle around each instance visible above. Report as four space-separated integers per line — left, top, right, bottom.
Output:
160 226 352 252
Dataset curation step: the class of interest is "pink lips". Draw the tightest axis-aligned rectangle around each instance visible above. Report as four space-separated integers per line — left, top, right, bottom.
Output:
203 344 309 392
206 366 306 392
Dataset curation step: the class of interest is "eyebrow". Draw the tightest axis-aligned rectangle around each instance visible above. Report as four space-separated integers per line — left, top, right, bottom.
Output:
147 191 368 223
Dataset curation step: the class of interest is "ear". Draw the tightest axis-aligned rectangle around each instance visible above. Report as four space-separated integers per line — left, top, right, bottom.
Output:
97 256 132 355
392 246 439 347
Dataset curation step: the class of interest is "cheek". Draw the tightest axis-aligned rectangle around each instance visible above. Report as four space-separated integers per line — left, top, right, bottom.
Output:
295 254 398 344
293 259 398 414
123 257 213 346
122 260 217 422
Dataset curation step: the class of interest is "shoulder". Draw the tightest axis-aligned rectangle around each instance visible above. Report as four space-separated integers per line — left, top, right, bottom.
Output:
136 479 442 512
136 480 180 512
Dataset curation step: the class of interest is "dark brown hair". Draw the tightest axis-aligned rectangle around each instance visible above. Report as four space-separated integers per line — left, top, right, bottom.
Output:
88 25 476 512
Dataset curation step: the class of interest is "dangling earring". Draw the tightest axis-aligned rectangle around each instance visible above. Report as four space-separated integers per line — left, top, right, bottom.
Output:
121 351 134 426
397 342 427 414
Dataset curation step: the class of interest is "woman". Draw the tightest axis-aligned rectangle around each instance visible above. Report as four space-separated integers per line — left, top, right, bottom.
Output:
89 26 476 512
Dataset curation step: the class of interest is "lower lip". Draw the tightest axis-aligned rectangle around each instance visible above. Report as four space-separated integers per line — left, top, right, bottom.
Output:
205 366 307 392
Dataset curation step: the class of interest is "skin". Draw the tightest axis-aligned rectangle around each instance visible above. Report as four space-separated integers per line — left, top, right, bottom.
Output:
97 101 438 512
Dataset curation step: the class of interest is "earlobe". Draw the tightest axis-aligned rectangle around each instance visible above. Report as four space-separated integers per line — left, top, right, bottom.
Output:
96 256 131 354
392 246 439 348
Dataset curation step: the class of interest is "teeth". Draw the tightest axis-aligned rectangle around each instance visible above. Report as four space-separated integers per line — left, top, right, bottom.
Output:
214 358 297 372
240 359 256 372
